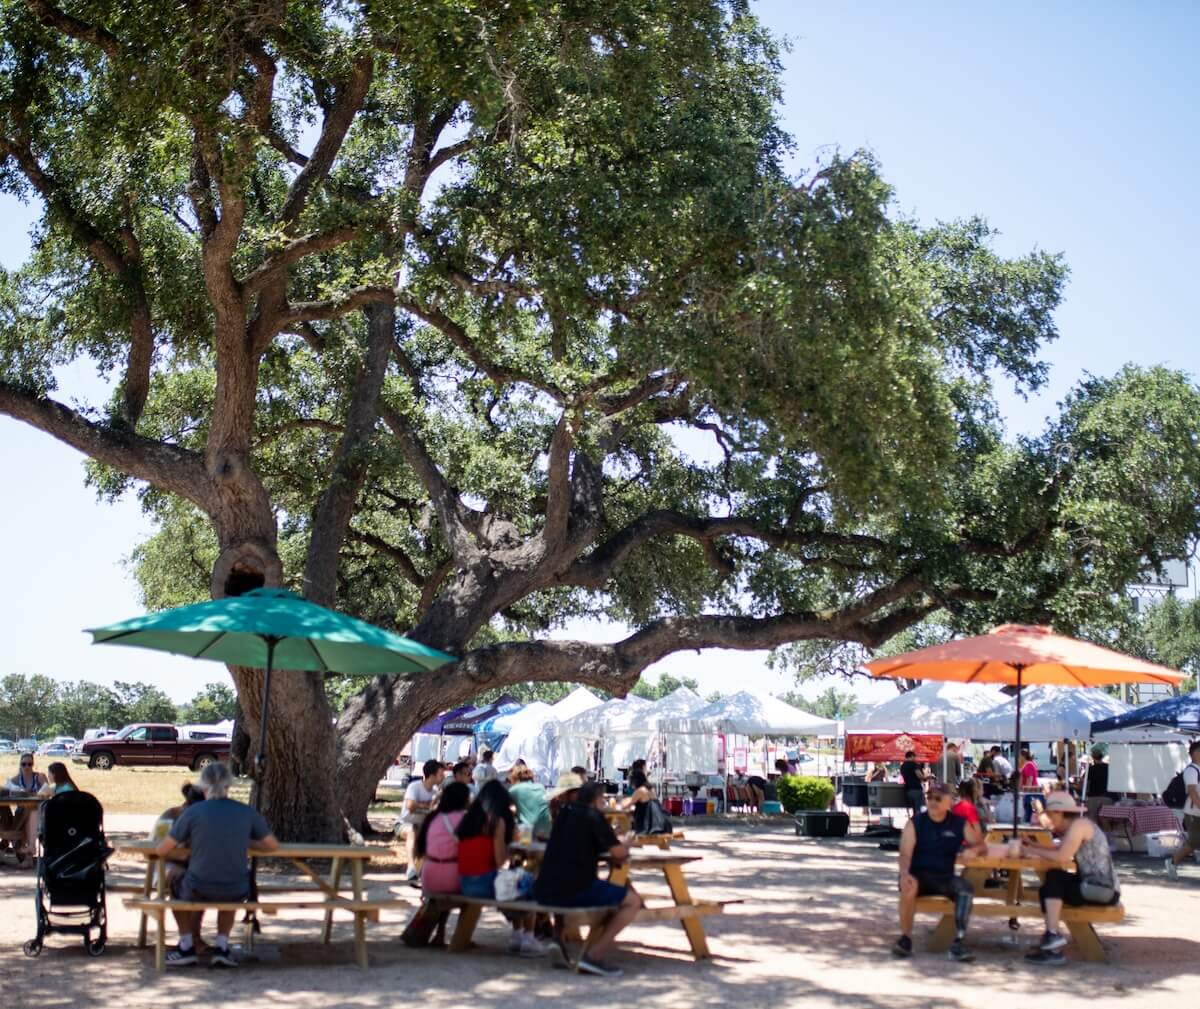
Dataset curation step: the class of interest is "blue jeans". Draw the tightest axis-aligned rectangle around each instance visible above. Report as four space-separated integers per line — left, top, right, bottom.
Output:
460 871 497 899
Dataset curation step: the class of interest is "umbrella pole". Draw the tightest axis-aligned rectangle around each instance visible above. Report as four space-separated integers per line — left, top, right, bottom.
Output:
1013 664 1024 838
253 636 278 812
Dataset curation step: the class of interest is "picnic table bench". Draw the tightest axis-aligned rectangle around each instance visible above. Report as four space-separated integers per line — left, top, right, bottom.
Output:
912 851 1124 962
124 896 411 970
116 840 381 960
423 892 723 958
508 843 716 959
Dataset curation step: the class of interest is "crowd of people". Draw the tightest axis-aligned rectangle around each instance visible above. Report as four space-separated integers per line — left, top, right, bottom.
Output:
394 752 655 976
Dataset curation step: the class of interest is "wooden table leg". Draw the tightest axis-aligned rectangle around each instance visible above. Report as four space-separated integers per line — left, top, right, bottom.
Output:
137 860 153 947
662 863 710 959
927 914 956 952
322 856 344 943
154 908 166 971
608 863 630 886
450 904 481 952
351 859 366 967
1065 921 1106 962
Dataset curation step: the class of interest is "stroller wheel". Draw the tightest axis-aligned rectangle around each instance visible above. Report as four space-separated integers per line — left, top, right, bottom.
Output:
86 938 106 957
23 939 42 957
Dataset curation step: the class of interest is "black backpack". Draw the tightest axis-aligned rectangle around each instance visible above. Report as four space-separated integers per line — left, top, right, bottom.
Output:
1162 763 1197 809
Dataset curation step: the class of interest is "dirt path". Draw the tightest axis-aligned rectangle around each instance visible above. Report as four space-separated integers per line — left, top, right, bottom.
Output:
3 822 1198 1009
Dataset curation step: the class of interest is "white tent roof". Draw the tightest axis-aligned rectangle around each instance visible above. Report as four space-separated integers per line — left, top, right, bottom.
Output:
548 687 604 721
606 687 708 734
556 694 651 737
489 701 552 739
674 691 837 736
949 686 1133 741
844 681 1005 732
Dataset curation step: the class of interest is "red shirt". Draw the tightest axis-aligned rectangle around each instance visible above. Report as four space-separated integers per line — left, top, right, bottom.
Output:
1020 760 1039 788
458 833 497 877
951 798 980 826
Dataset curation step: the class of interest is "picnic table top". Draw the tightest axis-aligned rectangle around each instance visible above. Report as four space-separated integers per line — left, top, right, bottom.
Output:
115 839 377 860
510 840 700 867
959 851 1061 873
0 794 46 807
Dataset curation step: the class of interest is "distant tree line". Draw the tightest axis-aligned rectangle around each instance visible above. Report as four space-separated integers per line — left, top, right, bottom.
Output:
0 675 237 741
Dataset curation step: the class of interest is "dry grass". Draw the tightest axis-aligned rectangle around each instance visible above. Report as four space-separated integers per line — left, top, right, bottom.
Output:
0 755 250 814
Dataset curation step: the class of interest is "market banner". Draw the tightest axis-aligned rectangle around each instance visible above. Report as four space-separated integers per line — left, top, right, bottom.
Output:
844 732 942 763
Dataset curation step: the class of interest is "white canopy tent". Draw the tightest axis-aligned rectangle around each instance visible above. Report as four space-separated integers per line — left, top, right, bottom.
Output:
601 688 715 774
554 695 652 776
843 681 1004 732
677 691 837 736
549 687 604 721
490 701 553 774
948 686 1133 741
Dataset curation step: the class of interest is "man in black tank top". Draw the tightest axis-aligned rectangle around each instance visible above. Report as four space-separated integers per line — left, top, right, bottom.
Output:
893 782 986 962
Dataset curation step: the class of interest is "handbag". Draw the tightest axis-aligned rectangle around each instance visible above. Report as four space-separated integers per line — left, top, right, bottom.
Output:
494 867 532 902
1078 876 1117 904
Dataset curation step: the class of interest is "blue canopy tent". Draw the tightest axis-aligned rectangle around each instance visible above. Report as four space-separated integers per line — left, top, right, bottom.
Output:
1091 691 1200 735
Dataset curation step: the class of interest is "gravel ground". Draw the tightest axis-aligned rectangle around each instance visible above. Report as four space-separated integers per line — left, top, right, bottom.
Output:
2 818 1198 1009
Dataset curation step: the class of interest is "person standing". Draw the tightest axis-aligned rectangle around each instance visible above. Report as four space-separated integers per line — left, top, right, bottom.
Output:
473 750 499 790
990 746 1014 785
1166 739 1200 879
893 782 985 962
900 751 926 820
398 759 445 886
943 743 963 785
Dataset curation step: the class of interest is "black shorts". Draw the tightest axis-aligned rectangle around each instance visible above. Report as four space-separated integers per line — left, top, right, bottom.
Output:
170 874 249 903
1039 868 1119 909
913 872 973 899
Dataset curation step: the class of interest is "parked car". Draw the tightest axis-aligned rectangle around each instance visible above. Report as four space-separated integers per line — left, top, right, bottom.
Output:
79 723 231 771
16 738 38 754
0 739 14 752
82 728 115 742
39 743 71 758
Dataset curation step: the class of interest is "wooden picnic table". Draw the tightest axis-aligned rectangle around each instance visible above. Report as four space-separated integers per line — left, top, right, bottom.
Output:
984 824 1055 847
115 839 376 950
510 841 712 958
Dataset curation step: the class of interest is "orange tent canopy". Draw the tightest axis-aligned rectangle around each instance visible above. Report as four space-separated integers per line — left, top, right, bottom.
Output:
864 624 1184 688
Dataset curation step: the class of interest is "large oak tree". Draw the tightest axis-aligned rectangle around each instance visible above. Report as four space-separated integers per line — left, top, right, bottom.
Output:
4 1 1199 838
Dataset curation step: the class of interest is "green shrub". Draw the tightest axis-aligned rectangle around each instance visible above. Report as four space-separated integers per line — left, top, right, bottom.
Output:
776 774 834 814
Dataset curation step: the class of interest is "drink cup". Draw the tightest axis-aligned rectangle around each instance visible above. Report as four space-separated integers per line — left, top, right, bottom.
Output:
1008 838 1022 858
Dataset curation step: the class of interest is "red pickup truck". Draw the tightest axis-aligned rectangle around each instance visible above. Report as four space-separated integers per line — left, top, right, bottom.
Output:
80 724 231 771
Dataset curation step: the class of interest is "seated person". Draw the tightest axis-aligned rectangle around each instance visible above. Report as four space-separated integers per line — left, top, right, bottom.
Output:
746 773 775 804
893 782 985 962
153 762 279 967
398 759 446 886
43 761 77 795
416 781 471 896
1021 791 1121 965
572 765 593 783
507 765 552 839
951 778 991 828
451 761 473 789
2 753 47 866
456 780 543 956
151 783 206 949
617 769 672 834
547 771 584 821
535 781 645 977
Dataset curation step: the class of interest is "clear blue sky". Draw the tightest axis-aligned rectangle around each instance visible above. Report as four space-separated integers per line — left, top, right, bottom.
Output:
1 2 1196 704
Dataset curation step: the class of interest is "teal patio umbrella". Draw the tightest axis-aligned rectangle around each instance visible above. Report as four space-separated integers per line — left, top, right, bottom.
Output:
87 587 456 806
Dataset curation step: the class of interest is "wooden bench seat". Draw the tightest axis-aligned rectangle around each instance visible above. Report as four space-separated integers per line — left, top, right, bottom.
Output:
914 895 1125 961
424 893 723 955
125 896 407 970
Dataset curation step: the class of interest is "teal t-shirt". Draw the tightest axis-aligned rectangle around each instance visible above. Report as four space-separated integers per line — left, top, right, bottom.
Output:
508 781 552 838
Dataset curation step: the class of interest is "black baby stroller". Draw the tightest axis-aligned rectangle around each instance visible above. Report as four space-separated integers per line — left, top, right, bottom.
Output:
24 790 112 957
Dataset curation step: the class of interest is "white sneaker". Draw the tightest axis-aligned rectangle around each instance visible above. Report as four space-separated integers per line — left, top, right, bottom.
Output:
519 935 550 958
1165 857 1178 880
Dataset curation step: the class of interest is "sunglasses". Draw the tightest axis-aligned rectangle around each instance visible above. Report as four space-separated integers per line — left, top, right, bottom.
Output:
20 762 33 767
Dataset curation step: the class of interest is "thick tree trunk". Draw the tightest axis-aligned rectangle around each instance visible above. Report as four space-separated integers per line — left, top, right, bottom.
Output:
233 663 343 842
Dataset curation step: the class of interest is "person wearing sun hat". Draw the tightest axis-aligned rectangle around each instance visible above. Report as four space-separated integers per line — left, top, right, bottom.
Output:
547 770 585 821
1020 790 1121 965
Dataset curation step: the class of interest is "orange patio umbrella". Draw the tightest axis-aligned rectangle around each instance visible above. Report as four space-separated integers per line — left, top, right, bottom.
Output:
864 624 1185 834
